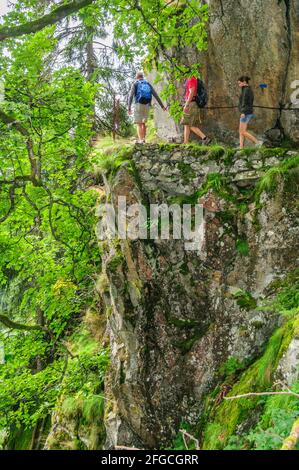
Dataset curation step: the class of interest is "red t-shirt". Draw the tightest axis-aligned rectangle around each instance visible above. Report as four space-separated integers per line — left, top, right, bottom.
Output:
185 77 198 100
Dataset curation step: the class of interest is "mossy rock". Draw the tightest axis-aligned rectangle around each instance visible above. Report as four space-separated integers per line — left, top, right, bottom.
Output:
106 253 124 273
178 162 196 183
202 315 299 449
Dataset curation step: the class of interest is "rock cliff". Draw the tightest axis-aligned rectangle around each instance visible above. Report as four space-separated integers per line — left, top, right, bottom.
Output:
94 144 299 449
152 0 299 145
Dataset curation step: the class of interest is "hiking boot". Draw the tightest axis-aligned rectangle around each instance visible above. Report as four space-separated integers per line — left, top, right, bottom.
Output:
202 137 211 145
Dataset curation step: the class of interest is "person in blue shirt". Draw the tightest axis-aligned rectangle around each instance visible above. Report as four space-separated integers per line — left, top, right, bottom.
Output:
128 72 166 144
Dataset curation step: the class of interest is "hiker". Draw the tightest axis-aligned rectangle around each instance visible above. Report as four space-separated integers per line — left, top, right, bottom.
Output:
128 72 167 144
181 75 211 145
238 75 262 149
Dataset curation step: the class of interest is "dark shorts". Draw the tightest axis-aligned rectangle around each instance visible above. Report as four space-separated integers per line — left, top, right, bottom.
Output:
240 114 255 124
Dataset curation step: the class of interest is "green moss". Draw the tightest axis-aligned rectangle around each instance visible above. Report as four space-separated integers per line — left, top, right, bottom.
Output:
280 136 299 149
127 159 143 192
61 396 83 419
169 192 200 206
93 146 134 177
53 393 105 450
239 148 258 157
178 162 196 183
263 269 299 317
6 427 35 450
184 143 211 154
106 253 124 273
219 357 245 377
95 273 109 295
268 268 299 294
126 279 142 302
261 148 288 159
169 171 237 207
202 316 299 449
236 238 249 257
208 145 226 159
89 422 105 450
179 262 190 275
223 149 235 166
225 380 299 450
174 334 203 354
70 327 99 356
233 289 257 310
217 209 236 225
82 395 105 422
259 384 299 430
73 438 87 450
172 321 210 353
202 423 224 450
254 155 299 202
237 202 249 215
156 143 183 151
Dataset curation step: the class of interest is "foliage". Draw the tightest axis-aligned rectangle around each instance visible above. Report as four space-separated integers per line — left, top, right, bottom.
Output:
235 238 249 257
0 26 104 444
225 381 299 450
168 422 197 451
110 0 209 121
0 0 208 448
233 289 257 311
202 322 292 449
202 270 299 450
219 357 245 377
254 155 299 202
222 271 299 450
265 269 299 315
92 145 133 176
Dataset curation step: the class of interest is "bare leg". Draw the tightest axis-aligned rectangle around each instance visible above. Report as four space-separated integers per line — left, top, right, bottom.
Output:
142 123 146 141
239 122 245 148
137 123 143 141
243 131 258 144
184 125 191 144
239 122 257 148
190 126 206 140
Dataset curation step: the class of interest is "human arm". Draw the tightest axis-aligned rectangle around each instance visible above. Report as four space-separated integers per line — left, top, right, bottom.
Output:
128 83 136 114
150 85 166 110
240 87 250 115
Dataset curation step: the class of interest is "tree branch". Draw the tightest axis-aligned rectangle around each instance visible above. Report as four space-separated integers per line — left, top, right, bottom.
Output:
0 0 96 41
0 110 41 185
0 313 47 332
179 429 200 450
0 110 30 137
224 391 299 400
0 185 15 223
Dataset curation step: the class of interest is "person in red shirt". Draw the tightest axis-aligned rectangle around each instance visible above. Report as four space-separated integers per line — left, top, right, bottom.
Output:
181 76 211 145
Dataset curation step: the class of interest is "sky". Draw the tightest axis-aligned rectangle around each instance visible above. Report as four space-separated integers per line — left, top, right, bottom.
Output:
0 1 9 17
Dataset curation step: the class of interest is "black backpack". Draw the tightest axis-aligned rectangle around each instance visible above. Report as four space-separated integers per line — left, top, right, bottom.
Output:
195 79 208 108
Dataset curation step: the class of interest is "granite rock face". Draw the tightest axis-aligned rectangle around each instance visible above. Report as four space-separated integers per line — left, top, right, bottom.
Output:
95 145 299 448
152 1 299 144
